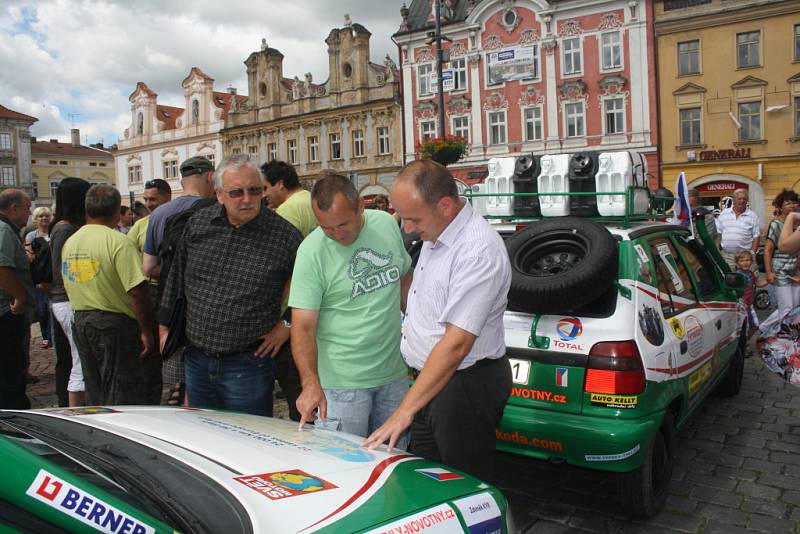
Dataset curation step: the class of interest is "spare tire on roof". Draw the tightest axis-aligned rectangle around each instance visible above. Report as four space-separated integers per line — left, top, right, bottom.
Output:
506 217 618 314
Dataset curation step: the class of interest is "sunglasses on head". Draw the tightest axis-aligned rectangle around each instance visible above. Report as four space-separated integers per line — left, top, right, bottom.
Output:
145 179 169 188
224 186 264 199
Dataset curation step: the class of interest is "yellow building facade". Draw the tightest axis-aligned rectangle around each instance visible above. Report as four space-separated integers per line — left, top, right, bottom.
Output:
655 0 800 223
30 129 115 207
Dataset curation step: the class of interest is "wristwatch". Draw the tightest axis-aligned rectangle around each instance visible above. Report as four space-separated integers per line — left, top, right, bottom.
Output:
283 320 291 329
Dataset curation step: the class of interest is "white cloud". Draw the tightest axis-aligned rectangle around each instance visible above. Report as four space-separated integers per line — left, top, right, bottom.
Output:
0 0 407 145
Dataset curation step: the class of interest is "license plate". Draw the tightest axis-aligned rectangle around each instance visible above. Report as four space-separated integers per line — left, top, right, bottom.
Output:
509 358 531 385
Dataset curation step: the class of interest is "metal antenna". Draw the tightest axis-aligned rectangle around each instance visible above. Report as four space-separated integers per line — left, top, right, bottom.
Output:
68 113 81 128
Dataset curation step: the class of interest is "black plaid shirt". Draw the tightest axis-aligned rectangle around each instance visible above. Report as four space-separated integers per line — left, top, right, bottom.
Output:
159 203 301 354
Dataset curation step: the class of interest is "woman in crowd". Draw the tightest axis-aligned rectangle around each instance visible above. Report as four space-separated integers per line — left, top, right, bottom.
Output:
25 206 53 349
761 189 800 331
49 178 92 407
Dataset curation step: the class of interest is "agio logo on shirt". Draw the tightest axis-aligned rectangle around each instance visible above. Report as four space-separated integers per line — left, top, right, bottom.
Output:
63 256 101 283
349 248 400 299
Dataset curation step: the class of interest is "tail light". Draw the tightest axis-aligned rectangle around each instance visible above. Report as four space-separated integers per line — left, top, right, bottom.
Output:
515 223 529 233
584 341 645 395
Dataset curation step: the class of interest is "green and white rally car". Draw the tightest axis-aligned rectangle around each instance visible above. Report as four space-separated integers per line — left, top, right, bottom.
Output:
0 407 512 533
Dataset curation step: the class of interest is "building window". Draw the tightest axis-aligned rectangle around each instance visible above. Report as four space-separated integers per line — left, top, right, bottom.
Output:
127 165 142 184
31 181 38 199
308 136 319 162
737 31 760 68
604 97 625 135
795 96 800 137
523 107 543 141
330 133 342 160
163 159 178 179
267 143 277 161
248 145 258 160
89 162 97 167
420 120 436 141
1 167 15 186
232 148 241 155
59 161 68 165
352 129 365 158
738 101 761 141
601 32 622 70
562 37 582 75
795 25 800 61
678 40 700 75
451 57 467 90
204 153 215 166
48 181 60 197
0 132 11 150
287 139 297 164
488 111 507 145
49 160 57 165
564 102 585 137
418 63 433 96
453 116 470 140
99 162 106 167
377 127 390 155
679 107 701 145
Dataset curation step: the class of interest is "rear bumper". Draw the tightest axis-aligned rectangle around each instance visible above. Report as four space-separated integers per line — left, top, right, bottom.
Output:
496 405 663 472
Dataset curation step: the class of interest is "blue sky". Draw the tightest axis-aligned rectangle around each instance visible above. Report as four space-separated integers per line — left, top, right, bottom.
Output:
0 0 406 147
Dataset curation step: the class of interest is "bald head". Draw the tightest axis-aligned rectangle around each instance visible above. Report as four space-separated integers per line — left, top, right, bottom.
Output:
0 189 32 227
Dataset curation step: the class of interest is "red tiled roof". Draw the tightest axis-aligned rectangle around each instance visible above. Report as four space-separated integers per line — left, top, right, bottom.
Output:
211 91 249 120
182 66 215 85
31 139 113 159
128 81 158 101
0 104 38 123
156 105 184 130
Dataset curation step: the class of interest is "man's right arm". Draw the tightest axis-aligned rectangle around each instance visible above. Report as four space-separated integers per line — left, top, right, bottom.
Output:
779 212 800 254
290 308 325 428
143 253 160 278
0 267 27 314
127 281 154 358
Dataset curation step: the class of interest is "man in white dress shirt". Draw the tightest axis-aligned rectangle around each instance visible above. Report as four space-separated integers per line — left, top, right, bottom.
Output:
715 188 760 270
364 160 512 482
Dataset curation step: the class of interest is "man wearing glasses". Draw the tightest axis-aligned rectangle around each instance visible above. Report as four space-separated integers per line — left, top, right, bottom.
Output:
158 155 302 415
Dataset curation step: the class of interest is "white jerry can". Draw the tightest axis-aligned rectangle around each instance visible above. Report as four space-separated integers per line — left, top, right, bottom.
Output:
485 157 517 217
595 152 650 216
537 154 571 217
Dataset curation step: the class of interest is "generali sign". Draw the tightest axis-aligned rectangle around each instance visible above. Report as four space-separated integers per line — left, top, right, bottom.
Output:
699 148 751 161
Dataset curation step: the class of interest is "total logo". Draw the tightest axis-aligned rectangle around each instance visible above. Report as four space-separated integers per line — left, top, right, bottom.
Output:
554 317 585 351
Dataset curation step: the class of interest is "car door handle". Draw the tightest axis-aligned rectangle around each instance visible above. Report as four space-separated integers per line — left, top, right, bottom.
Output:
680 341 688 354
715 320 722 330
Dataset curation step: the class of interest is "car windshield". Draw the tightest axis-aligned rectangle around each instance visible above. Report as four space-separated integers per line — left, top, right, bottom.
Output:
0 413 252 534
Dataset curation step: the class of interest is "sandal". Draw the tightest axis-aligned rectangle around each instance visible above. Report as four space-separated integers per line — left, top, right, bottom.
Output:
40 340 50 349
166 383 185 406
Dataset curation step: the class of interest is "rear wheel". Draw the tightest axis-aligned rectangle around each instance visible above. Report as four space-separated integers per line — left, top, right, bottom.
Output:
618 412 675 518
718 345 744 397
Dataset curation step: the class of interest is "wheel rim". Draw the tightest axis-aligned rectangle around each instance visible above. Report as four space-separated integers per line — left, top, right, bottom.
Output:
755 290 770 309
514 230 589 277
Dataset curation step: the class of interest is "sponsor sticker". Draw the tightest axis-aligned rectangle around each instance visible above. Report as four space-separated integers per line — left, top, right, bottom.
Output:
234 469 337 500
45 407 119 416
688 361 713 395
363 503 459 534
590 393 638 409
556 317 583 341
453 492 502 534
511 387 567 404
555 367 568 387
585 444 641 462
655 244 685 293
26 469 155 534
415 468 464 482
669 317 685 339
684 315 704 357
633 244 650 263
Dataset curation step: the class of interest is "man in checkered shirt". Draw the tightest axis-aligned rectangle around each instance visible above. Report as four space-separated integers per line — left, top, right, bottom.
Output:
158 155 302 416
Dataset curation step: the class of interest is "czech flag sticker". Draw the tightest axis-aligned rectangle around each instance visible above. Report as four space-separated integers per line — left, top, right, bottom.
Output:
415 468 464 481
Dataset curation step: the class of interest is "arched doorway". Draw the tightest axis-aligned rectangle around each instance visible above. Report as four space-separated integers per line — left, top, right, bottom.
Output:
689 174 765 222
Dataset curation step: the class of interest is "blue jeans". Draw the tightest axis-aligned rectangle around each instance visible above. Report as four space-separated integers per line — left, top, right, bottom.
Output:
321 377 409 450
184 345 275 416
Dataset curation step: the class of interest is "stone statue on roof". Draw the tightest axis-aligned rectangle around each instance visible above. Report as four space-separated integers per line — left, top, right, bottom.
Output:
304 72 313 94
261 38 268 51
292 76 303 100
344 14 352 27
384 54 397 83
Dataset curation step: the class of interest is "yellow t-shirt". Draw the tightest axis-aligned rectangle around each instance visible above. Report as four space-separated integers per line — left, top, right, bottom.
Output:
62 224 147 319
127 215 148 256
276 189 317 237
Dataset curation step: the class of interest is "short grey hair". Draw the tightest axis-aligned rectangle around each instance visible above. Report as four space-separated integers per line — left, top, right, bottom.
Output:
0 189 28 211
85 184 121 219
733 188 749 198
212 154 265 190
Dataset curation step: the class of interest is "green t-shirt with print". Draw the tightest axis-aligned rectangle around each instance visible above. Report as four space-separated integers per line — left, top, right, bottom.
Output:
276 189 317 238
62 224 147 319
289 210 411 389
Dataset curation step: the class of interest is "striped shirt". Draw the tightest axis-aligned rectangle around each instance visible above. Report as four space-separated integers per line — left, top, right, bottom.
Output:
766 219 797 286
401 202 510 371
715 208 759 251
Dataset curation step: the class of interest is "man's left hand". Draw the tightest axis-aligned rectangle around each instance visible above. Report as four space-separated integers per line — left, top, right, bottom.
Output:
362 408 414 452
255 320 290 358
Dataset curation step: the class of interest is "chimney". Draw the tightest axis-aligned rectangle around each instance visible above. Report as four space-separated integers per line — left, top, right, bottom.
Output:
30 136 36 143
71 128 80 147
227 86 237 95
49 139 58 143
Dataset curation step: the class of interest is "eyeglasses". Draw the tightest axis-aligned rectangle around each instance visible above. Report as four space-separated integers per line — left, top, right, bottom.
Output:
145 179 169 188
223 186 264 199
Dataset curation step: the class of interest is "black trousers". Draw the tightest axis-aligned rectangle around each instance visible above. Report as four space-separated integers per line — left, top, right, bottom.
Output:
0 311 30 409
274 341 302 422
51 313 71 407
409 355 512 483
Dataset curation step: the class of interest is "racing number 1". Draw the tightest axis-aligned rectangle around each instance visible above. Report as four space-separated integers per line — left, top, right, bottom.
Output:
509 358 531 385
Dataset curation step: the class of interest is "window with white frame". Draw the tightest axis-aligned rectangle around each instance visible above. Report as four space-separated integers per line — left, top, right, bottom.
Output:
377 127 390 155
601 32 622 70
162 159 178 179
564 102 585 137
738 101 761 141
330 133 342 160
420 120 436 141
127 165 142 184
267 143 277 161
679 107 701 145
1 167 15 186
453 116 469 140
308 136 319 162
287 139 297 164
795 96 800 137
488 111 507 145
418 63 433 96
248 145 258 159
795 25 800 61
232 148 242 155
49 180 60 198
451 57 467 91
352 129 365 158
204 153 215 166
678 40 700 75
736 31 760 68
562 37 582 75
0 132 11 151
604 97 625 135
31 181 38 199
523 107 543 141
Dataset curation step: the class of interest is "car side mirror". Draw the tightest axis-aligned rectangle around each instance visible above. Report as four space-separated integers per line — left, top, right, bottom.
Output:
724 271 748 297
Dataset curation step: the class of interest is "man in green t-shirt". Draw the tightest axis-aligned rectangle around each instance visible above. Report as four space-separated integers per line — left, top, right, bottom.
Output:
62 184 160 406
289 172 411 447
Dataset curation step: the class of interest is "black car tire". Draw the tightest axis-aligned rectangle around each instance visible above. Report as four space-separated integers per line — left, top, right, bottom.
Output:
755 288 771 310
718 344 745 397
618 412 675 518
505 217 617 314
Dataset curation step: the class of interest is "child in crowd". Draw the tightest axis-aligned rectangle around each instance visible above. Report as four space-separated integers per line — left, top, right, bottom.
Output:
735 250 768 332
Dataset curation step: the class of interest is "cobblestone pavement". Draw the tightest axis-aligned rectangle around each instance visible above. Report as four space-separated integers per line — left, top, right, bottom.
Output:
495 336 800 534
